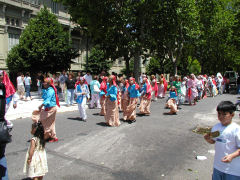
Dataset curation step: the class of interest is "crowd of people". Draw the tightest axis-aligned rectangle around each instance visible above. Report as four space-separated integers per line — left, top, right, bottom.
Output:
0 69 239 180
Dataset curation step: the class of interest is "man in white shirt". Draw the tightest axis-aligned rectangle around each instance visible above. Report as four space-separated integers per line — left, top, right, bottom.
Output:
84 71 93 85
16 72 25 100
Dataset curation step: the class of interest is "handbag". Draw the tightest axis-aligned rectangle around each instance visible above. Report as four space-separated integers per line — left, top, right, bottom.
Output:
0 121 12 144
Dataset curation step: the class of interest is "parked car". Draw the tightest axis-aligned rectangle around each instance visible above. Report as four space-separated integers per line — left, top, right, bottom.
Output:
224 71 238 93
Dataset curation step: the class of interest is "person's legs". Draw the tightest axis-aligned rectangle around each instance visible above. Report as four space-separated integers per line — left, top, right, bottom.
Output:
0 156 8 180
78 103 83 119
70 89 74 105
90 94 95 108
67 89 71 106
96 94 101 108
81 98 87 120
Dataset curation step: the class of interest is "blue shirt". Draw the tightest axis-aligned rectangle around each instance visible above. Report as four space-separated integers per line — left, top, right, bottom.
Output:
42 87 56 108
128 84 140 98
75 84 89 104
106 85 117 101
90 80 100 94
169 91 178 100
140 84 147 94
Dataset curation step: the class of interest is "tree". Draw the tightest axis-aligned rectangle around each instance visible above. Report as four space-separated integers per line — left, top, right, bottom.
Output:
85 45 112 75
149 0 201 75
146 57 162 75
7 7 78 74
56 0 161 82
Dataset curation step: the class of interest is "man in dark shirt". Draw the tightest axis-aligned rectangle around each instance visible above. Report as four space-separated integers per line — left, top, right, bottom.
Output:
65 73 76 106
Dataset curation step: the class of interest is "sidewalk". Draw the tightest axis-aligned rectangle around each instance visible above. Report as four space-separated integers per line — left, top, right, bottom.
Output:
6 92 79 121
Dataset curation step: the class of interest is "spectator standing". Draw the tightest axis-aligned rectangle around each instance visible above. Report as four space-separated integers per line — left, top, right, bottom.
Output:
59 70 68 100
24 72 32 101
17 72 25 100
84 71 92 96
36 72 44 97
65 73 76 106
52 74 60 95
90 75 101 108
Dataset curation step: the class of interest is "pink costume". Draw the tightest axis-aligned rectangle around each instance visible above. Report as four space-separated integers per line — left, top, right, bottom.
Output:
187 76 198 103
121 80 130 120
151 79 158 101
99 77 108 116
139 78 152 115
157 82 165 98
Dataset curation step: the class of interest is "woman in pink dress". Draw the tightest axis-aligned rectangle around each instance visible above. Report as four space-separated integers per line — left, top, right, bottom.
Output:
187 74 198 105
139 78 152 115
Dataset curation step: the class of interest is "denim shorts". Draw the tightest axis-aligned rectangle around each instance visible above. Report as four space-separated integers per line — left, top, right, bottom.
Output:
212 168 240 180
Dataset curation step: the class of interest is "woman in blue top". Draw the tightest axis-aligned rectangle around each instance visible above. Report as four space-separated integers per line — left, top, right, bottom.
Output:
75 77 90 121
38 78 60 142
105 75 120 127
124 77 140 123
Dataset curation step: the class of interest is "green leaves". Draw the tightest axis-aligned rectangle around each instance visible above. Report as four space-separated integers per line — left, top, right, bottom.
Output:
7 7 78 74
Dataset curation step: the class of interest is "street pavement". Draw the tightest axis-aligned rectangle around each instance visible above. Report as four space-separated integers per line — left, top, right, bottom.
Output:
5 94 240 180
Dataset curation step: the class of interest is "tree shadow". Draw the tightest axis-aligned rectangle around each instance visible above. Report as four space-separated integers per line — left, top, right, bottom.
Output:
67 117 83 121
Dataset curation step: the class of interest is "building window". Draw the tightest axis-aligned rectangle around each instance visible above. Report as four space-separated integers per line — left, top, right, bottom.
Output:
16 19 19 27
72 39 80 63
51 1 59 15
11 18 15 26
31 0 39 5
8 33 20 51
6 17 10 25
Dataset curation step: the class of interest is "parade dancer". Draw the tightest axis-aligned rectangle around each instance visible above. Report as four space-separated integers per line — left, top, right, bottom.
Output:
151 75 158 101
139 78 152 115
165 86 178 114
105 75 120 127
38 78 60 142
124 77 140 123
75 77 90 122
121 79 130 121
187 74 198 105
157 77 165 98
99 76 108 116
0 71 18 129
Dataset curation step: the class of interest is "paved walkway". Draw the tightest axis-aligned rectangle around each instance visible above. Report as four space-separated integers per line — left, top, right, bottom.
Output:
6 92 79 121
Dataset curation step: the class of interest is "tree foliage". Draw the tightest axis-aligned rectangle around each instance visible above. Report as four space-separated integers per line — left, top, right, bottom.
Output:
7 7 78 74
58 0 240 76
85 45 112 75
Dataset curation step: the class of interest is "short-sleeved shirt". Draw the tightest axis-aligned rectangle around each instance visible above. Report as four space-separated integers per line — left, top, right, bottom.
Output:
24 77 31 86
211 122 240 176
172 81 181 94
17 76 24 86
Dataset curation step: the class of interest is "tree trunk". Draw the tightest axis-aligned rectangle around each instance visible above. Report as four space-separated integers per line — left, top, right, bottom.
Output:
124 55 130 78
133 51 141 83
173 60 177 75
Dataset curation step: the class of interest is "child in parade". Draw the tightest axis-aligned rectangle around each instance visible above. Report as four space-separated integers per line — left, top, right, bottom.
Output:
124 77 140 123
196 76 204 100
172 75 181 104
23 122 48 180
165 86 178 114
75 77 90 122
180 77 187 104
99 76 108 116
157 77 165 99
105 75 120 127
139 78 152 115
90 75 101 109
204 101 240 180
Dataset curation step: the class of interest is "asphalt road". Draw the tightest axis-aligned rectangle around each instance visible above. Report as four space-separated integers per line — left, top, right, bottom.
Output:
5 94 240 180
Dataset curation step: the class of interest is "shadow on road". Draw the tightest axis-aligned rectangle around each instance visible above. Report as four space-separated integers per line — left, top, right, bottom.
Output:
96 122 109 127
67 117 84 121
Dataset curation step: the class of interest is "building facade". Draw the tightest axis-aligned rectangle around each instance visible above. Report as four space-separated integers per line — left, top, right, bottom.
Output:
0 0 145 74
